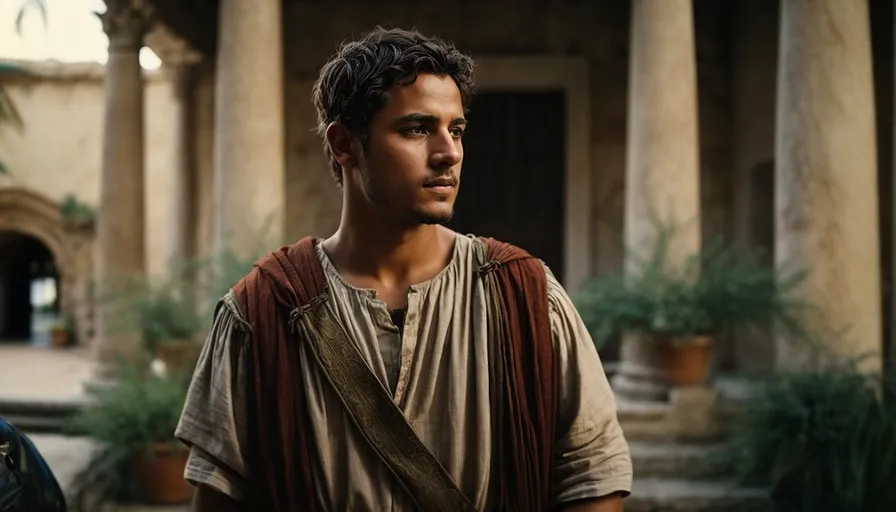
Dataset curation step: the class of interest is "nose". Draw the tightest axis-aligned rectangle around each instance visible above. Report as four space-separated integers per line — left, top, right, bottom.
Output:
429 129 462 168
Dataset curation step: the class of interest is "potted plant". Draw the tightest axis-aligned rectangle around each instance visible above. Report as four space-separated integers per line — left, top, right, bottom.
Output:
575 227 808 386
48 313 73 348
66 357 193 505
136 282 204 377
106 272 205 377
59 194 96 230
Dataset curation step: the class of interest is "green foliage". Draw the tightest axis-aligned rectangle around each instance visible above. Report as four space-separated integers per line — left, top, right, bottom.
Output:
66 357 187 453
50 312 73 332
0 64 25 175
193 248 258 316
0 72 23 128
15 0 47 35
100 243 262 353
573 223 810 346
727 363 896 512
60 194 97 226
1 0 47 173
103 272 205 353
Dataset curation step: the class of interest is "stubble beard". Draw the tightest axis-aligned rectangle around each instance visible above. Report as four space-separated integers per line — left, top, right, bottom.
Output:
359 153 454 226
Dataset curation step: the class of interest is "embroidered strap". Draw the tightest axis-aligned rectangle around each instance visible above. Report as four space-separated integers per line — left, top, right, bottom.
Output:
292 301 477 512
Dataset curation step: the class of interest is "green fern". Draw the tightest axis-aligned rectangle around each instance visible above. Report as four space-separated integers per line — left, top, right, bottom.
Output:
728 366 896 512
573 222 810 346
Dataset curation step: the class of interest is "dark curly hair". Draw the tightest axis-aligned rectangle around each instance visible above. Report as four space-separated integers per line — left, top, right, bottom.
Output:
312 27 476 186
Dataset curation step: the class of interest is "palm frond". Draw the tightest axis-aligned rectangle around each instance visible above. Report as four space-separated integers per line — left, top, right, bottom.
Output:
15 0 48 36
0 83 24 128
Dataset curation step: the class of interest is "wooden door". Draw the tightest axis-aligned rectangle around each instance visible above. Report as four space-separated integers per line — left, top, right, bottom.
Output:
449 91 566 278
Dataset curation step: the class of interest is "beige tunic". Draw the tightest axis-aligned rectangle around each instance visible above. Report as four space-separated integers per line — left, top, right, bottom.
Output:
175 234 632 510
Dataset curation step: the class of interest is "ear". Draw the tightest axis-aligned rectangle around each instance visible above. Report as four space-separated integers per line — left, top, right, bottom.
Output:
325 122 358 170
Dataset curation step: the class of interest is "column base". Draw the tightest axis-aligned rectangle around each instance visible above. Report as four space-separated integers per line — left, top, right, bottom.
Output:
611 362 669 402
611 333 670 402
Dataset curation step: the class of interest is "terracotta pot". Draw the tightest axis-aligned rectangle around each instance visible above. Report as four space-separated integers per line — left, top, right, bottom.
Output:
50 330 69 348
131 442 193 504
659 335 713 386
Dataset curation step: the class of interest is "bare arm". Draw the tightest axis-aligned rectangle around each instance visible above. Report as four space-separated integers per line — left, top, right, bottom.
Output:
559 493 624 512
191 484 246 512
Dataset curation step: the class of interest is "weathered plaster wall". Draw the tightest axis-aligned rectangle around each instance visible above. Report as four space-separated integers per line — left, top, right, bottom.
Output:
0 60 178 278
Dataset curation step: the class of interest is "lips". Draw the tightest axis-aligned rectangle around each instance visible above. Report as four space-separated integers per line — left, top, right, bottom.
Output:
423 176 457 188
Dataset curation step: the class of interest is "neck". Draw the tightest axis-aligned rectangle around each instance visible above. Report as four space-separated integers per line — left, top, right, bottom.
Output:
322 200 454 287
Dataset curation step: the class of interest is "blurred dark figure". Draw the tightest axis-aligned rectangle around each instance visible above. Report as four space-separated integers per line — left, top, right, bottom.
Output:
0 417 66 512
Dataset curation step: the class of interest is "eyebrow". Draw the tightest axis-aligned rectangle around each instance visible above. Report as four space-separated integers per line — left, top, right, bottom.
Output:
396 113 467 126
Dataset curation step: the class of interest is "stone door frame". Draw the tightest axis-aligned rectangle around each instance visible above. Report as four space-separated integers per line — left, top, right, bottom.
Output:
0 188 92 335
0 187 67 276
473 56 592 290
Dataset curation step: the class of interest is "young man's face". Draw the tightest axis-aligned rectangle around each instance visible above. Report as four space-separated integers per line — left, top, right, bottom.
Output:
354 73 466 225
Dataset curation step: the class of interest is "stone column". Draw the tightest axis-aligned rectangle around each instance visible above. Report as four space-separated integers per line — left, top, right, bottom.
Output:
162 48 200 270
93 0 153 366
612 0 701 401
212 0 286 259
775 0 881 373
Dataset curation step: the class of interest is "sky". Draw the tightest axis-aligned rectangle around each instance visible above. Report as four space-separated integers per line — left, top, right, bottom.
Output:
0 0 161 68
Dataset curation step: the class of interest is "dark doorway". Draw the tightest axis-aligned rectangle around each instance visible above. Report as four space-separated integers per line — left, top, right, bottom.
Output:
449 91 567 277
729 160 776 375
750 160 775 264
0 232 59 343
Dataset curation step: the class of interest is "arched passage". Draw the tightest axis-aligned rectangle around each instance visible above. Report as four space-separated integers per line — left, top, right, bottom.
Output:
0 187 82 346
0 231 59 344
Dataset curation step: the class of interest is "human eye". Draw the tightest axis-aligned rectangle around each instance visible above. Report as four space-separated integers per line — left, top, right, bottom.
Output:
450 126 465 139
400 125 428 136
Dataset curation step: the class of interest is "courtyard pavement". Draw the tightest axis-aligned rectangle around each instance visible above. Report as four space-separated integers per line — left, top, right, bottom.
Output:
0 344 95 401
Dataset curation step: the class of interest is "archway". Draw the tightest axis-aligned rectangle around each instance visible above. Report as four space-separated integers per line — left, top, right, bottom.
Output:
0 231 60 344
0 187 79 346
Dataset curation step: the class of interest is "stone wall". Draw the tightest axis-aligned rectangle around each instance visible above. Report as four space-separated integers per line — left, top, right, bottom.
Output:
0 59 180 347
0 59 179 277
272 0 739 280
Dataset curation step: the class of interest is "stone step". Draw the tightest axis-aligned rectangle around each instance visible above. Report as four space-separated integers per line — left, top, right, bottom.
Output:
617 397 670 418
0 413 69 434
615 388 734 443
629 441 733 479
625 478 769 512
0 397 89 434
27 434 102 503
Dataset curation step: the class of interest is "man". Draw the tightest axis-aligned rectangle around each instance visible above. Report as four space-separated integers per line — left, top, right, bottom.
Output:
175 27 632 511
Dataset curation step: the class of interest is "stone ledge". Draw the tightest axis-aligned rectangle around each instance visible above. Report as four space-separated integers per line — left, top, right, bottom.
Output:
629 441 732 479
617 387 730 442
0 58 166 83
625 478 769 512
0 396 91 434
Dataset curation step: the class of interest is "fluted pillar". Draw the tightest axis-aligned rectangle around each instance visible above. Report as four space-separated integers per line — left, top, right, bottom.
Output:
612 0 701 401
212 0 286 258
775 0 881 372
162 48 200 270
94 0 153 365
